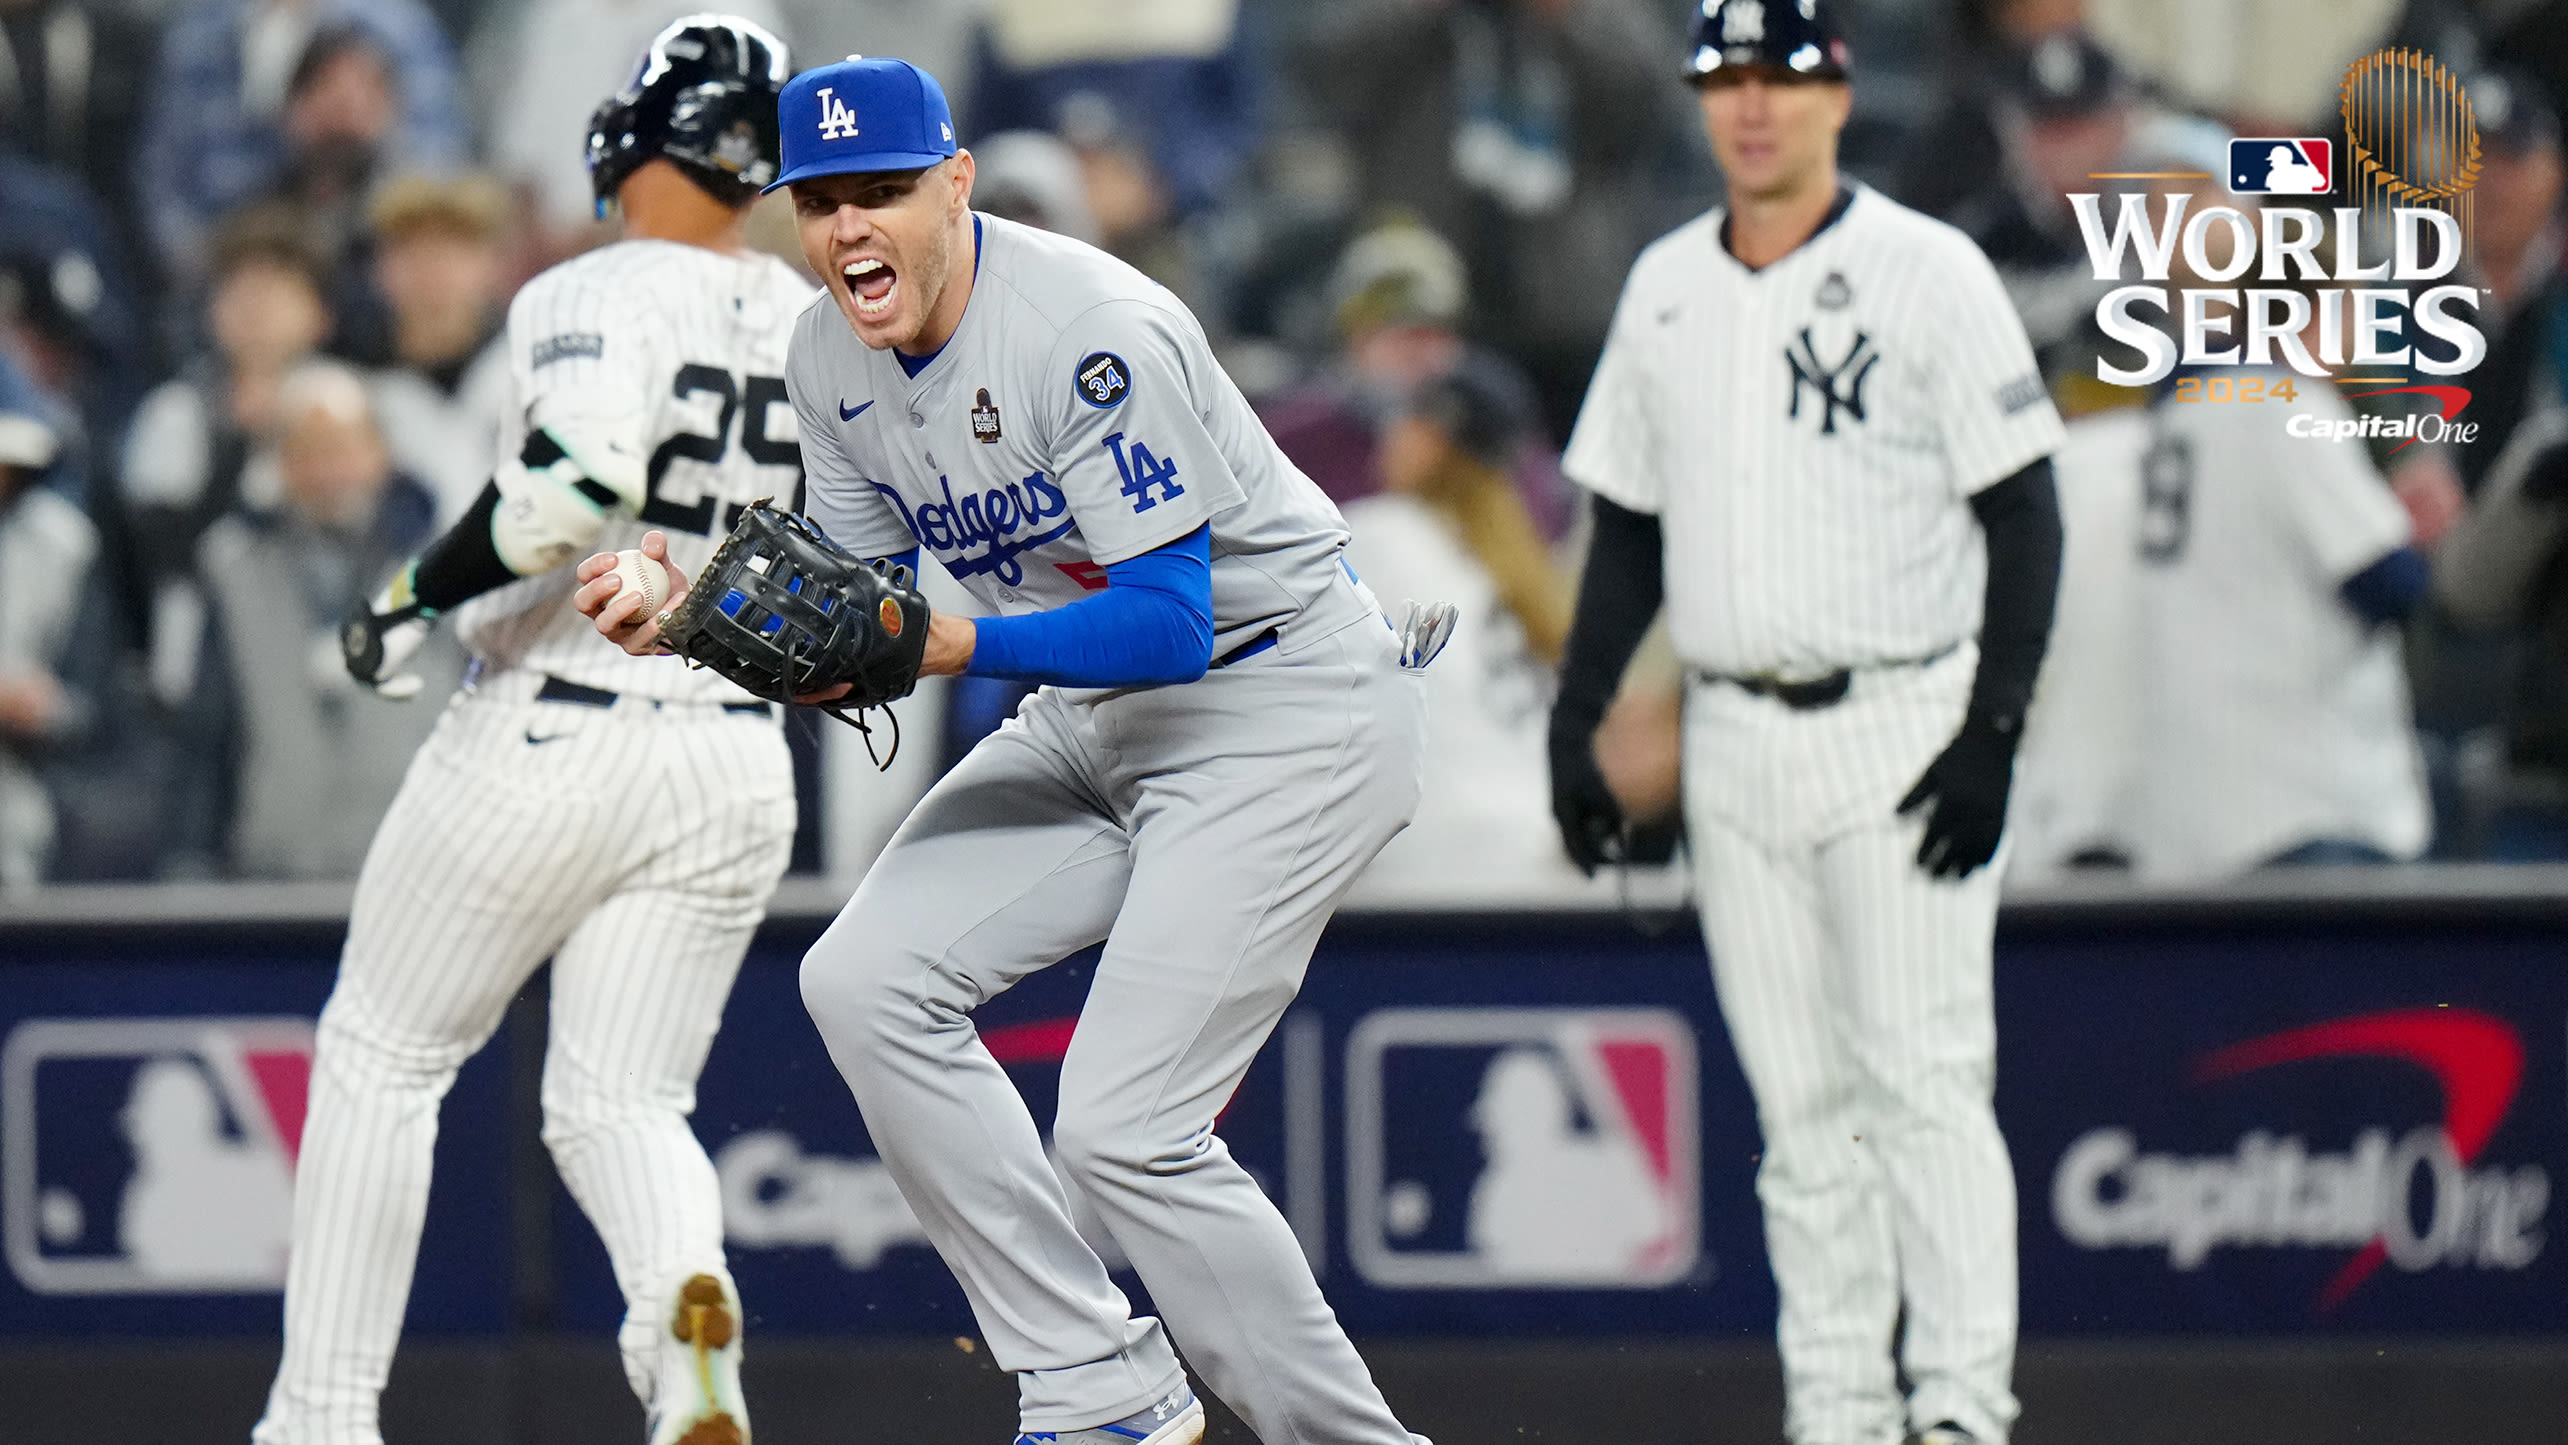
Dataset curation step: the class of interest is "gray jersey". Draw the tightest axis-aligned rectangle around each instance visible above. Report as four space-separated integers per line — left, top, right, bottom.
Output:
789 214 1370 657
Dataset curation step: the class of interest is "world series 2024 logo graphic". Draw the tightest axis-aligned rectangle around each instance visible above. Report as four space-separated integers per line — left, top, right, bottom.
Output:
2 1017 313 1296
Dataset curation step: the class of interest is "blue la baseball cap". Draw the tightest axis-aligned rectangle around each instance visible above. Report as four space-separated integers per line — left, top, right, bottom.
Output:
768 57 958 191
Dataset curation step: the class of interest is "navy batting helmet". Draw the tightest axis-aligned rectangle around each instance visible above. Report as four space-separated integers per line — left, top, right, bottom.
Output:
586 14 791 212
1686 0 1849 84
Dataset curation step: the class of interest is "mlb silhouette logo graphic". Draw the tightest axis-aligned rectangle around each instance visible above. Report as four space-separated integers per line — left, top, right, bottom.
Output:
2229 138 2333 195
2 1017 312 1295
1344 1007 1698 1288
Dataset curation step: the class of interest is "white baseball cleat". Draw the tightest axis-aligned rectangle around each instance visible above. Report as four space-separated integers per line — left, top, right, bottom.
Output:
1012 1384 1205 1445
649 1272 749 1445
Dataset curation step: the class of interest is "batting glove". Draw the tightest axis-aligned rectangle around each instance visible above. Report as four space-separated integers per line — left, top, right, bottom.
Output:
341 561 437 700
1898 710 2022 878
1548 718 1626 876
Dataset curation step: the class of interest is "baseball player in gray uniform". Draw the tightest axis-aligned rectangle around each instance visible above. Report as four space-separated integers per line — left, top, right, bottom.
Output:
270 18 799 1445
1547 6 2065 1445
580 56 1438 1445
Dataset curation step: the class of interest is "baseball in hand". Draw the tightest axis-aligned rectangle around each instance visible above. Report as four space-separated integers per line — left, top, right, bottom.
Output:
612 548 670 618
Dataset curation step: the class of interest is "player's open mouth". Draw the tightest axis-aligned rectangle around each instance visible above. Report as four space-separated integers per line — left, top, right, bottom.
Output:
844 258 897 318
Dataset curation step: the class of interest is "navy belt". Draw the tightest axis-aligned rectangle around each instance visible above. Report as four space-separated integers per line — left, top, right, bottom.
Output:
1210 627 1281 669
1694 643 1958 712
536 674 771 716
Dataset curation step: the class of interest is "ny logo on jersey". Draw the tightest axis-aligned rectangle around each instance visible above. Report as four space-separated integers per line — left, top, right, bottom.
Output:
815 86 859 141
1785 327 1879 436
1104 432 1184 512
1722 0 1765 43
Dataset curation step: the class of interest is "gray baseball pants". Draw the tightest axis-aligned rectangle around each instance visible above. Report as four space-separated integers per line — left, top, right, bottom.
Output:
802 620 1424 1443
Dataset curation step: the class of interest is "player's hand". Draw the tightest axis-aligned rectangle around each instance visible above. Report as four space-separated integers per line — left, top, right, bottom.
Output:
2390 452 2465 546
341 564 435 700
574 530 692 656
1547 717 1626 876
1898 712 2021 879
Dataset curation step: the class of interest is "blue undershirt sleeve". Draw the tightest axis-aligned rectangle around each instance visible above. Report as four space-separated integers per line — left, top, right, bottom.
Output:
965 526 1215 687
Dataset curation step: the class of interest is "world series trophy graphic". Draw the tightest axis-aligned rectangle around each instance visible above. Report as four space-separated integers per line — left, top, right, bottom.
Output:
2341 48 2485 247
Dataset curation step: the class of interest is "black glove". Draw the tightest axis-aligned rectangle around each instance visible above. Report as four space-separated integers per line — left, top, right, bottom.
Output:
657 501 931 715
1897 711 2021 879
1548 717 1626 876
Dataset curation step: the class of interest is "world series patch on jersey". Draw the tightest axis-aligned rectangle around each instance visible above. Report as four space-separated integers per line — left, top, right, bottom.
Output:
1562 185 2067 679
453 237 816 702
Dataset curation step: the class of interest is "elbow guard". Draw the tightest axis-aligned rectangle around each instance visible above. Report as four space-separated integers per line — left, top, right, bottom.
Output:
489 417 647 576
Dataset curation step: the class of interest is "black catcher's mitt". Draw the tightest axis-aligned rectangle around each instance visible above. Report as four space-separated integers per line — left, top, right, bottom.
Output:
658 501 931 737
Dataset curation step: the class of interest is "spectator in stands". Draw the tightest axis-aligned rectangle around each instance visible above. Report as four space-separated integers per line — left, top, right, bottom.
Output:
480 0 790 267
2084 0 2400 133
121 211 330 597
261 25 407 357
1891 0 2084 222
1346 360 1681 895
175 360 452 879
2403 68 2561 854
0 352 100 888
1344 364 1576 895
769 0 980 120
1260 218 1571 536
0 0 162 296
0 155 149 501
133 0 465 286
965 0 1257 224
1305 0 1700 438
362 172 509 525
1947 33 2138 397
970 129 1100 246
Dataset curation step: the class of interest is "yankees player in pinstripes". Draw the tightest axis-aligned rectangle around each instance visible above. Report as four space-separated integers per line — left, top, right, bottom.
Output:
581 55 1442 1445
1548 5 2064 1445
263 18 802 1445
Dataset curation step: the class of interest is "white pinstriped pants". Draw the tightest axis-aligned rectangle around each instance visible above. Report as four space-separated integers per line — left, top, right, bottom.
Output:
254 678 794 1445
1682 645 2019 1445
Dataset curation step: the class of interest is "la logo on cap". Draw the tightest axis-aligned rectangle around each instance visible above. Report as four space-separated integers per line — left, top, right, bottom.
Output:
816 85 858 141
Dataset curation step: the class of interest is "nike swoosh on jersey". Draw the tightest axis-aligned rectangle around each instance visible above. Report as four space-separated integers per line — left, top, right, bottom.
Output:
839 399 874 421
525 730 567 746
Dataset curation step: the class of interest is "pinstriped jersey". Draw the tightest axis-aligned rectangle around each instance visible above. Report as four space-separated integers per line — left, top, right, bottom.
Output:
1563 185 2067 677
789 214 1372 660
453 238 817 702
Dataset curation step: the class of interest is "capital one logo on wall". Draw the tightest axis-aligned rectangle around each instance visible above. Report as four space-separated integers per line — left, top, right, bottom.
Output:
2 1017 312 1295
1345 1008 1699 1288
2048 1007 2550 1312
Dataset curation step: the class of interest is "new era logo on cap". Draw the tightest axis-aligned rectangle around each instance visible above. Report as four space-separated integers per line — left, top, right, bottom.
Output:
2228 137 2332 195
769 57 958 192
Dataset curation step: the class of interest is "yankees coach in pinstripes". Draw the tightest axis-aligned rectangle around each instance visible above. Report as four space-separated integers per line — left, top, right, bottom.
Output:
1546 4 2066 1444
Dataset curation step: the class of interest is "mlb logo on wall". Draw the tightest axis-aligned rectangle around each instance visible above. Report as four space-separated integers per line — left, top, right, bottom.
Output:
1344 1007 1698 1288
2229 138 2333 195
2 1017 312 1295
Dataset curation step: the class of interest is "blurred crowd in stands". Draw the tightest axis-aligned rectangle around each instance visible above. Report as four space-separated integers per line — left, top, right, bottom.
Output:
0 0 2565 894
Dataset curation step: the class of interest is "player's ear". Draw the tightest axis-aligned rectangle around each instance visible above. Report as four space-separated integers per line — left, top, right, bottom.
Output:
949 150 976 214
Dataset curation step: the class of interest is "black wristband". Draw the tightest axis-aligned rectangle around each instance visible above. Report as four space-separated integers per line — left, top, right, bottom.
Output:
1554 495 1665 734
1965 458 2063 725
411 481 520 613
